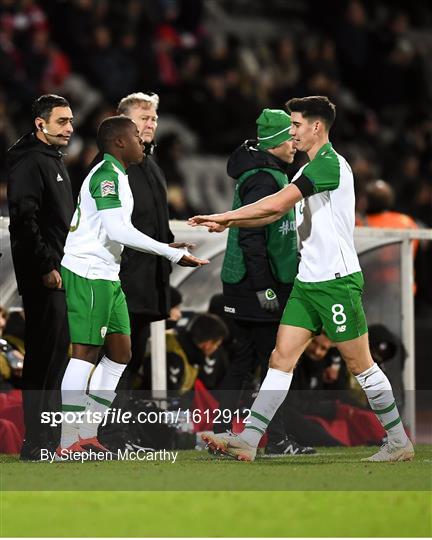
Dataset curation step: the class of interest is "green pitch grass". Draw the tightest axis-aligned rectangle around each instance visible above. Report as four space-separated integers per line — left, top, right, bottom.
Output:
1 446 431 537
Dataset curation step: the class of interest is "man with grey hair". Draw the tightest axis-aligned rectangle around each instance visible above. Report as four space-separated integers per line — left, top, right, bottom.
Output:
116 92 190 383
117 92 160 156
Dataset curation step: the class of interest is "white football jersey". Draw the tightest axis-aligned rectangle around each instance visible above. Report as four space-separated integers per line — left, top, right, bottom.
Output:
292 142 361 282
62 153 134 280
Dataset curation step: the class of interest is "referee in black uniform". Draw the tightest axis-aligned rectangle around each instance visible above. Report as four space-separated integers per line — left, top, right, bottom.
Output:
7 94 74 459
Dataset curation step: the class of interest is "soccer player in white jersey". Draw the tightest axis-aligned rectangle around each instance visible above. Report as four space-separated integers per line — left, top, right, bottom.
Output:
189 96 414 463
57 116 208 456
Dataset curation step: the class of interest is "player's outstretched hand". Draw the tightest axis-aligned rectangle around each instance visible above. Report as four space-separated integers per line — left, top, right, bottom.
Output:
169 241 196 250
188 215 227 233
177 253 210 267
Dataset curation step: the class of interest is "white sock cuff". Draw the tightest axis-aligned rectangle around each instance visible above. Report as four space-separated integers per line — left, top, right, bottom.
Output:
61 358 94 392
267 367 293 381
355 362 380 385
358 362 379 377
99 355 127 378
260 368 293 392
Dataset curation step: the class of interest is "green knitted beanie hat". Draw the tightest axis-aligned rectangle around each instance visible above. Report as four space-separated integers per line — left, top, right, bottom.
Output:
257 108 292 150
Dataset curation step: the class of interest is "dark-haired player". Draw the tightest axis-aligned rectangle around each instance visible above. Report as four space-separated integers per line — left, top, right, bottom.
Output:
190 96 414 463
58 116 208 456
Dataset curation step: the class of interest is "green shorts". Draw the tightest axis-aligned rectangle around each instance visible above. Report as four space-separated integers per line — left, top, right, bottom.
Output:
61 266 130 346
280 271 368 342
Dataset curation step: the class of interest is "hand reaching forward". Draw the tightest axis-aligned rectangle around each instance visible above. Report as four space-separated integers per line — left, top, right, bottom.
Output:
177 252 209 267
188 214 227 233
169 242 196 250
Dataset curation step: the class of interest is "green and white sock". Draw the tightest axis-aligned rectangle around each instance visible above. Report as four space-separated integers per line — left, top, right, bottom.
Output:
355 363 408 447
241 367 293 447
60 358 94 448
79 356 126 440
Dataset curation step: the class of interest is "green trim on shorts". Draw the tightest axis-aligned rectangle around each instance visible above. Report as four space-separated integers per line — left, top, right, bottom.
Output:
61 266 130 346
280 272 368 342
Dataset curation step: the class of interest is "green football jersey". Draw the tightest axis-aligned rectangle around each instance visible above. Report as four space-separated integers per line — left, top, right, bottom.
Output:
292 142 361 282
62 153 133 280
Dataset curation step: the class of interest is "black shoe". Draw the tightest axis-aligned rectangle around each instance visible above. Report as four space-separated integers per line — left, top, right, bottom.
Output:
265 436 316 457
19 440 44 461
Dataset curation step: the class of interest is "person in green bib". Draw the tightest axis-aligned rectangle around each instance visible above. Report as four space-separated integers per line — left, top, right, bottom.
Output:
215 109 315 456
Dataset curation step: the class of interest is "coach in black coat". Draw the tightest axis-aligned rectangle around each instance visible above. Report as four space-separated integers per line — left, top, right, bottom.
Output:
120 157 174 319
115 93 191 380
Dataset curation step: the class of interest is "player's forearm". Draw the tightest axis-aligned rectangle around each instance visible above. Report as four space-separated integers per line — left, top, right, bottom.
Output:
100 209 184 263
224 192 289 225
227 215 281 228
112 224 184 262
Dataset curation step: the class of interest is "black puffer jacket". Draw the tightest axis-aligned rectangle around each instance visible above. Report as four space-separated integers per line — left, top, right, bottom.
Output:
223 141 296 321
6 132 74 293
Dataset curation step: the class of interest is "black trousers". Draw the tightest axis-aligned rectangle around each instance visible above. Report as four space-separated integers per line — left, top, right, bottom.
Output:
21 286 70 447
214 319 287 443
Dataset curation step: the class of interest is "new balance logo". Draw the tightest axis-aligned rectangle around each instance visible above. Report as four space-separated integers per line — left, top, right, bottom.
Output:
336 325 346 333
224 306 235 314
278 219 296 235
56 173 63 182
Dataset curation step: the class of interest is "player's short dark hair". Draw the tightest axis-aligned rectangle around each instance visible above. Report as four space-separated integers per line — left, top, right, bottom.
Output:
188 313 229 345
97 116 135 152
32 94 70 121
286 96 336 130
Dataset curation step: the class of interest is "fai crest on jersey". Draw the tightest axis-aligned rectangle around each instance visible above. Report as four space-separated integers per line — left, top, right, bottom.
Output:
101 180 116 197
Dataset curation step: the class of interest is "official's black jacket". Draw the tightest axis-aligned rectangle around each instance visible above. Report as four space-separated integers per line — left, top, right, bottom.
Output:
119 157 174 320
6 132 74 293
223 142 295 321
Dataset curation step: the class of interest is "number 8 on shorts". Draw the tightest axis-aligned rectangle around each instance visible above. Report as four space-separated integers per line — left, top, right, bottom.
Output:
331 304 347 325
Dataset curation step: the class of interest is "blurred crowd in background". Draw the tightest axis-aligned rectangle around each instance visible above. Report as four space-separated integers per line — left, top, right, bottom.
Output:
0 0 432 307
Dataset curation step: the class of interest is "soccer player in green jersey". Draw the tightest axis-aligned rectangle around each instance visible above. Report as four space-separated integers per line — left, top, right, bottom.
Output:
189 96 414 463
57 116 208 457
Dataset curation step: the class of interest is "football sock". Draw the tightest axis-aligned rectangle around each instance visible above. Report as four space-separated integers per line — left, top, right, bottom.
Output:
355 363 409 447
241 368 293 447
60 358 94 448
79 356 126 440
